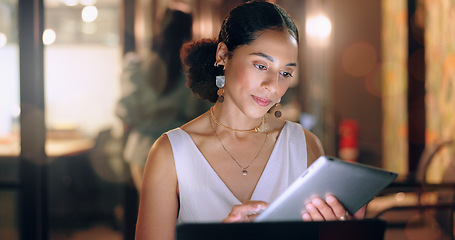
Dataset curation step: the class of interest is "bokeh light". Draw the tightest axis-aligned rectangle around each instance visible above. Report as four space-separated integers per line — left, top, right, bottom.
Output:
306 15 332 39
82 6 98 23
342 41 377 77
61 0 78 7
80 0 96 5
43 29 57 45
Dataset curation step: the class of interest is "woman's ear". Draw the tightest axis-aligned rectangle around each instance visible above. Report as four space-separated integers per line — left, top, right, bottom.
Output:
215 42 229 66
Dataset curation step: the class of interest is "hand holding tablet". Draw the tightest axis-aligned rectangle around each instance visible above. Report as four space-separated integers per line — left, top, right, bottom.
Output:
254 156 398 222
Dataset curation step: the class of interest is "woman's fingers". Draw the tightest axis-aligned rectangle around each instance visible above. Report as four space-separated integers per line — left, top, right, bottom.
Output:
304 198 331 221
305 202 323 221
326 195 349 220
305 197 338 221
222 212 243 223
223 200 269 223
302 212 313 221
303 195 360 221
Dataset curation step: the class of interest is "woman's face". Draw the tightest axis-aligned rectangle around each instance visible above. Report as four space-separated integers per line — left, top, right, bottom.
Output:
222 29 298 118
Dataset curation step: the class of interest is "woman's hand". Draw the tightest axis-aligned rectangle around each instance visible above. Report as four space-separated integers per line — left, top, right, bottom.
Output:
222 200 269 223
302 195 367 221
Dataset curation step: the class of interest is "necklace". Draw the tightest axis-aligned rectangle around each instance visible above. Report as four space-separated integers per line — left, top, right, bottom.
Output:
210 107 264 133
210 115 268 176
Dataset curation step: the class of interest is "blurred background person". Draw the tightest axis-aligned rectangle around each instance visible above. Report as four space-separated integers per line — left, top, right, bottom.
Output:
116 7 210 195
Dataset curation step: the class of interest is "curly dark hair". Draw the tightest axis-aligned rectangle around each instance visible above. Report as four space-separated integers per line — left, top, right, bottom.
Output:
180 1 299 103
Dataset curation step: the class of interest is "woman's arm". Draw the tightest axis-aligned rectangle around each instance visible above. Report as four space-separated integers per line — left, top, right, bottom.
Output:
135 135 179 240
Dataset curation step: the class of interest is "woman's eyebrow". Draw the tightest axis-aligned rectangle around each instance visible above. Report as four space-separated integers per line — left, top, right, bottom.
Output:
250 52 296 67
251 52 274 62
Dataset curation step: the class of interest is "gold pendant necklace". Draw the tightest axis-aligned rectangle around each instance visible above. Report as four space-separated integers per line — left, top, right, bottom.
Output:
210 107 264 133
210 114 268 176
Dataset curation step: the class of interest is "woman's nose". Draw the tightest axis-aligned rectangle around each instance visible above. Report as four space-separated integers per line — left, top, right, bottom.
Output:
261 72 279 92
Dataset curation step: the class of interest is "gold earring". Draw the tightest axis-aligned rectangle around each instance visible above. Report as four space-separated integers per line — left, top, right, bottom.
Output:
274 102 282 118
215 61 225 103
217 88 224 103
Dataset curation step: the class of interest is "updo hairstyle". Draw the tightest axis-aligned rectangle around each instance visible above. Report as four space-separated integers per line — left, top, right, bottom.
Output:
180 1 299 103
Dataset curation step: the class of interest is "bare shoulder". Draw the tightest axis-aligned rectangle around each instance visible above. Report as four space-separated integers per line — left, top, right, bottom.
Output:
303 128 325 167
136 133 179 240
151 134 173 154
143 134 175 182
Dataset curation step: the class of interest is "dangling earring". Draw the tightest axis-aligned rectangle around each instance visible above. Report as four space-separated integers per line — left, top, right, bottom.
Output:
217 87 225 103
214 61 225 103
274 100 282 118
216 75 225 103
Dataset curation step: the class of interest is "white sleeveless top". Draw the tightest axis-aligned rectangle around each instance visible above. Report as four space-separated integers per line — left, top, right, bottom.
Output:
166 121 308 223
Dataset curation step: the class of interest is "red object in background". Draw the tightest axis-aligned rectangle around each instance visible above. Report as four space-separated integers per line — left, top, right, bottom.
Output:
338 119 359 162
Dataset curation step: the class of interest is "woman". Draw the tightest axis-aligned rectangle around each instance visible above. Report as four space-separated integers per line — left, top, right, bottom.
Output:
135 1 365 239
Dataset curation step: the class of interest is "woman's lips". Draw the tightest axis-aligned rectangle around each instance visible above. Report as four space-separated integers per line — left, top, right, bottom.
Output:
252 95 272 107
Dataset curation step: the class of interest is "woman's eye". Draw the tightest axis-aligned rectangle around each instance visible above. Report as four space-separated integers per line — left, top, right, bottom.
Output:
280 71 293 78
254 64 267 70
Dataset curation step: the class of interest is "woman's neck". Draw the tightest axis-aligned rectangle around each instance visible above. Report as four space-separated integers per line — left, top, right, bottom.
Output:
211 103 266 134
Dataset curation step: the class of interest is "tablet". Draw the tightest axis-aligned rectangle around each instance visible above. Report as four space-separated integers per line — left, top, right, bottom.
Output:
254 156 397 222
